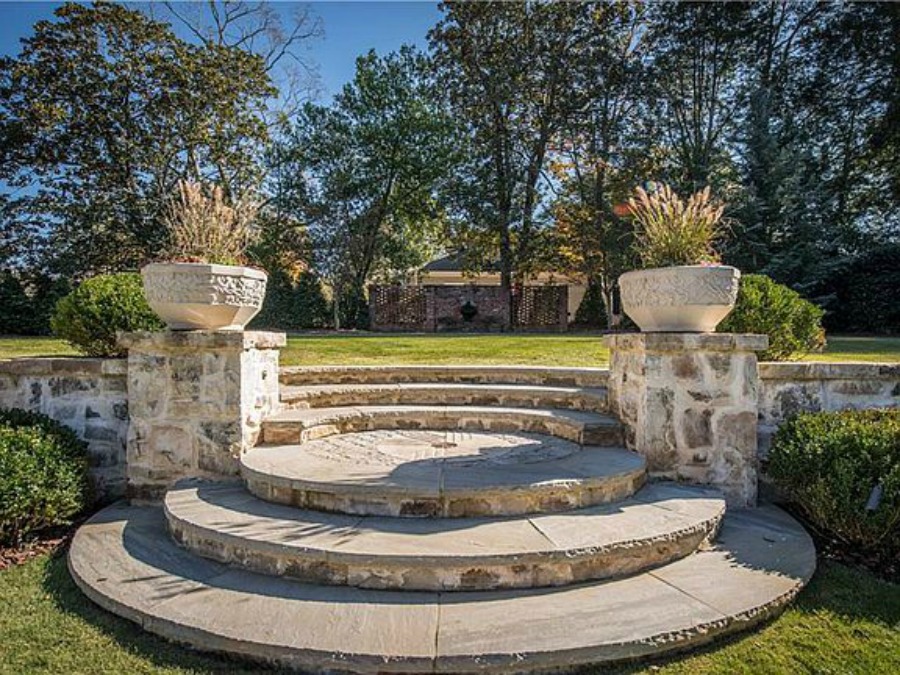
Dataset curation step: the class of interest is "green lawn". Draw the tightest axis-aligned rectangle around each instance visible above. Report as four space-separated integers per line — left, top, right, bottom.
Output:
0 551 896 674
3 333 898 366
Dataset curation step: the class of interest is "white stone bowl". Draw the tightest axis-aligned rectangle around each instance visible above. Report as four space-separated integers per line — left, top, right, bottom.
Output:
141 262 267 331
619 265 740 333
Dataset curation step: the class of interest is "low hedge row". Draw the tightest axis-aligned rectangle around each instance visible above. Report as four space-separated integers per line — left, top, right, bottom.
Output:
0 409 92 546
769 408 900 559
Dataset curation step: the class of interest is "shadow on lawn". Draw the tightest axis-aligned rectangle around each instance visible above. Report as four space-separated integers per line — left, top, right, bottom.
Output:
40 549 899 675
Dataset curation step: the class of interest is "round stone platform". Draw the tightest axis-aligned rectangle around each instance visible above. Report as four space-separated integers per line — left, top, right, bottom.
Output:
241 429 646 517
165 479 726 591
69 502 816 674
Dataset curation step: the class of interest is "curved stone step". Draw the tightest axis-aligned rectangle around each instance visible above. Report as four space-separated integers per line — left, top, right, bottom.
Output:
69 503 816 674
260 405 623 447
243 430 645 517
280 365 609 388
281 383 608 413
165 479 725 592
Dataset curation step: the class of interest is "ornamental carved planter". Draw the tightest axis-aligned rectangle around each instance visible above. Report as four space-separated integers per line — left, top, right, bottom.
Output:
141 262 267 331
619 265 740 333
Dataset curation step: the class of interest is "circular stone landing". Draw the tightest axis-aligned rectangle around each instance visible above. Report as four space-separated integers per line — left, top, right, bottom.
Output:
292 429 582 468
242 430 646 518
69 503 816 674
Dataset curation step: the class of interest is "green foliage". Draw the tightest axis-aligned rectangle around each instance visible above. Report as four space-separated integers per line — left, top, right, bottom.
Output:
275 46 455 328
817 243 900 335
769 409 900 559
50 273 163 357
0 2 275 277
251 269 331 330
719 274 825 361
0 271 70 336
572 281 608 329
0 408 90 546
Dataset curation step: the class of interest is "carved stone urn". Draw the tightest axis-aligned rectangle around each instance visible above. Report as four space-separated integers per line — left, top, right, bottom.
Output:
619 265 740 332
141 262 267 331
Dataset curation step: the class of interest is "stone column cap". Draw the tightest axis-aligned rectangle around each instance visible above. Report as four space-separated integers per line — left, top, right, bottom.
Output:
604 332 768 353
759 361 900 380
118 330 287 352
0 357 127 376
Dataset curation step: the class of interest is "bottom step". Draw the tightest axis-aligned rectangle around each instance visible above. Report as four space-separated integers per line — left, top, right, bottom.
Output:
69 503 815 674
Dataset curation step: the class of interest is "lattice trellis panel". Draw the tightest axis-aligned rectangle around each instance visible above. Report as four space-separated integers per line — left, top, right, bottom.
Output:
513 286 567 330
369 286 428 329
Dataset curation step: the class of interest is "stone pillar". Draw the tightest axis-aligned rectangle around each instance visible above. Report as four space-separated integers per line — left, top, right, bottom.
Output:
120 331 285 501
605 333 768 507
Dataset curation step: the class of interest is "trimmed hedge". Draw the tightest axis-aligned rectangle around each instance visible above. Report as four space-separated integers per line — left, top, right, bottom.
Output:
0 409 91 546
719 274 825 361
51 273 163 357
818 243 900 334
768 409 900 559
251 269 331 330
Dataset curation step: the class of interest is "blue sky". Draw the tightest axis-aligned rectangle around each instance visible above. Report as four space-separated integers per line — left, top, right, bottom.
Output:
0 1 443 99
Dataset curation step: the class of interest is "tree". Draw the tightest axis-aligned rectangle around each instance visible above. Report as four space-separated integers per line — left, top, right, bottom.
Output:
0 2 276 277
550 3 659 327
273 47 457 328
160 1 324 122
649 2 755 191
430 2 592 323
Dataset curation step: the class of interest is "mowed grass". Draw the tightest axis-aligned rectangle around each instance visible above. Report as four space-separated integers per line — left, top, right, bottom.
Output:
0 552 896 675
2 333 899 365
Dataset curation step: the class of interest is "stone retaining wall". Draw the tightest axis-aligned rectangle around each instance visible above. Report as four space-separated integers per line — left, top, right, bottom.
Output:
0 358 129 499
1 350 897 503
757 362 900 457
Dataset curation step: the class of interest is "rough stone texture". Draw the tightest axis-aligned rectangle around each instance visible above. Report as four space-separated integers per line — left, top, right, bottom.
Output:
606 333 767 507
757 362 900 457
281 383 609 413
280 365 609 388
259 405 624 451
165 479 725 591
122 331 285 501
243 430 645 517
69 502 814 674
0 358 128 498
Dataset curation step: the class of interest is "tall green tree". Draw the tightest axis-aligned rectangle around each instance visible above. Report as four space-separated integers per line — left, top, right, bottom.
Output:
550 3 660 326
0 2 275 276
649 2 755 191
430 1 592 322
273 47 457 328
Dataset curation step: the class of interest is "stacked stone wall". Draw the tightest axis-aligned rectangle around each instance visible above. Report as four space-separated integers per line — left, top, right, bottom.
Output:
757 362 900 457
0 358 128 499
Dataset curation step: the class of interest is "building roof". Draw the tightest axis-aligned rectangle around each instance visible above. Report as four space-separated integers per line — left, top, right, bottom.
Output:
422 253 499 273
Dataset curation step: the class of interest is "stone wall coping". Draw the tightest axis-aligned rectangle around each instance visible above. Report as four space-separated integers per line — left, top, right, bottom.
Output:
605 332 769 353
0 357 127 377
758 361 900 381
118 330 287 351
281 364 610 374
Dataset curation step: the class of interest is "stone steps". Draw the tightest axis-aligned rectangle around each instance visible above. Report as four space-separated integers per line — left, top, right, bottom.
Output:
280 365 609 388
260 405 624 447
281 382 609 413
165 479 725 592
69 502 816 674
242 431 645 518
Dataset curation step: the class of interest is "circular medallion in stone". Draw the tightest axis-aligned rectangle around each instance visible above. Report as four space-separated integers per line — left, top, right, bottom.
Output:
300 429 581 470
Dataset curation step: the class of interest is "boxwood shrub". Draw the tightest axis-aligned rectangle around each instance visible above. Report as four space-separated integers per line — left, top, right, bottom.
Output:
0 409 91 546
51 272 164 357
768 409 900 558
719 274 825 361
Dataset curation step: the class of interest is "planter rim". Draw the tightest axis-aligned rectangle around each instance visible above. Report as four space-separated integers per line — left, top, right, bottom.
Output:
620 265 739 280
142 261 267 279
